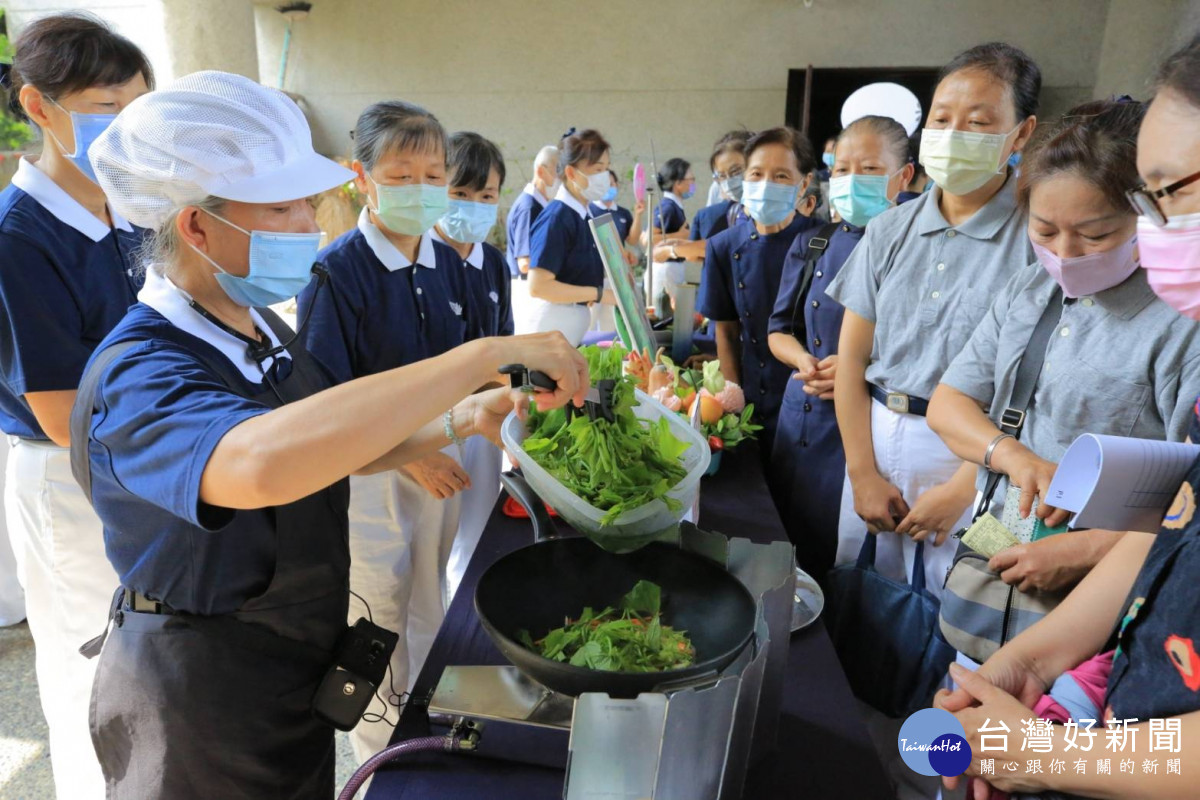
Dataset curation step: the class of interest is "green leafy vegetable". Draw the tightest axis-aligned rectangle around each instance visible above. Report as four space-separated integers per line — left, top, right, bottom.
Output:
517 580 694 673
523 345 691 524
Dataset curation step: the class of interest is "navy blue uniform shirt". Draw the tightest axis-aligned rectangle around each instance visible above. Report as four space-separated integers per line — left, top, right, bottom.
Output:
505 185 548 277
528 190 604 289
431 227 514 338
299 210 475 384
655 194 687 235
698 212 820 428
589 202 634 244
0 158 146 439
690 200 749 242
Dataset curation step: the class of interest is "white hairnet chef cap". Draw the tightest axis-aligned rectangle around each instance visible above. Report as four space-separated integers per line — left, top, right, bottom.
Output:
90 70 353 229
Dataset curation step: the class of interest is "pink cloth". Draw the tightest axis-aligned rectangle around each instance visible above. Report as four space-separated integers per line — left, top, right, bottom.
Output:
1032 650 1114 723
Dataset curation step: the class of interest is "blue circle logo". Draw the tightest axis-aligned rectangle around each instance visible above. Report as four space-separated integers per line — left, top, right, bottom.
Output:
897 708 972 777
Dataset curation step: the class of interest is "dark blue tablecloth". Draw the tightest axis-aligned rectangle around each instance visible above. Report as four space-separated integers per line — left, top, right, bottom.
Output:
365 443 891 799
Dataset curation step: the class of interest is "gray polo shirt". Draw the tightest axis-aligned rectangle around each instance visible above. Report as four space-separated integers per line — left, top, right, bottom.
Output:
943 263 1200 462
826 174 1032 400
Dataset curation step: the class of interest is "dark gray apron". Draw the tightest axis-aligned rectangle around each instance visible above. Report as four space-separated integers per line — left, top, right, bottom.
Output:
86 310 352 799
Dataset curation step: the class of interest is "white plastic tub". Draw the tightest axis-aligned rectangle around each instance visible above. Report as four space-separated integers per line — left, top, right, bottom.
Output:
501 389 711 552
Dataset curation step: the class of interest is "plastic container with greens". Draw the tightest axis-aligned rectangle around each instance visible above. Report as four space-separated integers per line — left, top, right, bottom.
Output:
501 346 709 553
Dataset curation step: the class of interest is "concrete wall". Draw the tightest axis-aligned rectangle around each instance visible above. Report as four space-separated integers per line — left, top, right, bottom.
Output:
1092 0 1196 100
246 0 1162 218
5 0 258 85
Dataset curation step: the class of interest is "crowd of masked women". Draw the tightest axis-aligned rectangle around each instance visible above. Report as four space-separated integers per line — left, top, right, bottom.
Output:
2 10 1200 800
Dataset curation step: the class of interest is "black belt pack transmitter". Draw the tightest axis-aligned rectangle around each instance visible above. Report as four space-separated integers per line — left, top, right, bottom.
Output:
313 618 399 731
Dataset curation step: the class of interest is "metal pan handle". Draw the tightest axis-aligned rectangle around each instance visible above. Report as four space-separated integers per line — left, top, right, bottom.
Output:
500 470 559 543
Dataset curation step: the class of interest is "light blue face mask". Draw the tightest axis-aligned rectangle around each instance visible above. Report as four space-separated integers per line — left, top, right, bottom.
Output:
718 174 744 202
46 98 116 184
822 152 836 168
741 180 799 227
190 210 321 307
600 185 618 204
680 180 697 200
369 176 450 235
828 172 899 228
439 199 499 244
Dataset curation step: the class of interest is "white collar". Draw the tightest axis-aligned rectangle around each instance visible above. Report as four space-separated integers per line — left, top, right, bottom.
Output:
137 267 289 384
429 226 484 269
664 192 684 208
11 157 133 242
554 185 590 219
592 201 617 211
523 182 551 207
357 207 437 272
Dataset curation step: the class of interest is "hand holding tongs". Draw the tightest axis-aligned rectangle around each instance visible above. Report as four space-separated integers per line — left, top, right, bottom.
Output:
499 363 615 423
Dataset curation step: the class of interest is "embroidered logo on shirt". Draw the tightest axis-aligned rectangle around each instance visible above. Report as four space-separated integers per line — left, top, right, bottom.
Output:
489 291 499 304
1164 635 1200 692
1163 481 1195 530
449 301 463 316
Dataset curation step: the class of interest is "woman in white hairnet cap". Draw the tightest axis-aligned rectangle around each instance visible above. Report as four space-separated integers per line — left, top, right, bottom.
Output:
73 70 588 799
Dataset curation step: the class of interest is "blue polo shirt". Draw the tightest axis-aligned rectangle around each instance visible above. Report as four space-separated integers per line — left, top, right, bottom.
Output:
431 227 514 338
298 209 475 384
505 184 548 277
528 189 604 289
81 267 331 614
698 212 820 425
589 202 634 244
0 158 146 439
690 200 749 242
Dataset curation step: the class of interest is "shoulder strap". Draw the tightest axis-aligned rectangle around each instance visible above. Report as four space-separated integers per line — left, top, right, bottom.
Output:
788 222 841 343
70 341 139 503
975 286 1065 517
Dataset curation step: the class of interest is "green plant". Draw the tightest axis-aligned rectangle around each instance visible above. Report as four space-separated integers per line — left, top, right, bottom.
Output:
0 10 33 151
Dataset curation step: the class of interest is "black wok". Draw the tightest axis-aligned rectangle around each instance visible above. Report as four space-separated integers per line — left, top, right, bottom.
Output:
474 473 758 698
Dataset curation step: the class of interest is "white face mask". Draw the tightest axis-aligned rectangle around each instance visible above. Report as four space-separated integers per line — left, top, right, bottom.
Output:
572 168 611 203
919 124 1021 196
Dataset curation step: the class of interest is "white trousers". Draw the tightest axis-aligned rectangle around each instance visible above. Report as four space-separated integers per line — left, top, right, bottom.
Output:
835 400 971 600
6 440 115 799
445 436 501 607
524 299 591 347
345 446 465 764
0 436 23 625
510 276 534 336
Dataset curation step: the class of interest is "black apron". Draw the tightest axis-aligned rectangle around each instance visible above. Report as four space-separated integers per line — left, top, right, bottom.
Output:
87 310 352 799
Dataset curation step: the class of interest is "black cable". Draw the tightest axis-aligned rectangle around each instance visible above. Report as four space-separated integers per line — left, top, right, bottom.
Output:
348 587 408 727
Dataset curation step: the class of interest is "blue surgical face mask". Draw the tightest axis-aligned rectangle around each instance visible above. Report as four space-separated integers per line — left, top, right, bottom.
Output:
828 171 900 228
741 180 799 227
680 180 696 200
438 199 499 244
822 152 836 168
369 176 449 235
600 185 618 204
718 174 744 202
46 97 116 184
190 210 321 307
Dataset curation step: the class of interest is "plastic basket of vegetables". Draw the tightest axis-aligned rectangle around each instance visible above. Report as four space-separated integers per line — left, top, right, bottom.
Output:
501 345 710 553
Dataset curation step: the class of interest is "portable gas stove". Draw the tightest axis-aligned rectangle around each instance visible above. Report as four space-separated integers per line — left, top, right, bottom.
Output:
426 472 795 800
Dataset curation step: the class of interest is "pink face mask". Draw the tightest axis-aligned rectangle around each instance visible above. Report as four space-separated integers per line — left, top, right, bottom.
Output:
1031 234 1139 299
1138 213 1200 320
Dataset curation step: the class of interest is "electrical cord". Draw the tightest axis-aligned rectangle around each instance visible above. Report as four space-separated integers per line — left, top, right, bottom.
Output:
349 588 407 727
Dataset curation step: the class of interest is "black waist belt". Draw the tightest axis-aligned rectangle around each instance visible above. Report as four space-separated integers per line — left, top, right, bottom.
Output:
869 385 929 417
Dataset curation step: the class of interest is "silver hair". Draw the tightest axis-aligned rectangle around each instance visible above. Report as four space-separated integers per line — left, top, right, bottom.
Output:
137 195 228 278
533 145 558 171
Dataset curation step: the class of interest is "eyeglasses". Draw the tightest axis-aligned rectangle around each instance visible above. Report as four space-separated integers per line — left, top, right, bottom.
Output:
1127 169 1200 227
713 168 744 181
